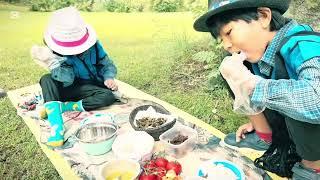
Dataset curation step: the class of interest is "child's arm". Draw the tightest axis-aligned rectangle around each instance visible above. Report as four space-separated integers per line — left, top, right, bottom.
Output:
99 56 118 90
95 41 117 80
99 56 117 80
251 57 320 124
30 45 75 87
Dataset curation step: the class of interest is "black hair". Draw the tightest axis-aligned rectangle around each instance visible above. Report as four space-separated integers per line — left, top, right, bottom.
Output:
207 8 289 38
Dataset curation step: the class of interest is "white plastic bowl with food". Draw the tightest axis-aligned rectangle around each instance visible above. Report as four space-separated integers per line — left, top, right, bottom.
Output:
100 159 141 180
112 131 155 162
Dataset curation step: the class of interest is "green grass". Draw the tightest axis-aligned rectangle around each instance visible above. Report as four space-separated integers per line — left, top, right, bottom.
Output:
0 3 246 178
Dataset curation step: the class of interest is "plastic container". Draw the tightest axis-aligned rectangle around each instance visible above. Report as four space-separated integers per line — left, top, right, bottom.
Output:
112 131 155 162
100 159 141 180
159 124 198 158
129 104 176 141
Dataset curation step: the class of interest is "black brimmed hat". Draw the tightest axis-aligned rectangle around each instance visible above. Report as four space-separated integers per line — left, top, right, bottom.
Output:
194 0 291 32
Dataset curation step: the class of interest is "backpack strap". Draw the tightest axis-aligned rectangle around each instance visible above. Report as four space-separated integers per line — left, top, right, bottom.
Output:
93 42 108 84
277 31 320 53
94 42 107 63
275 31 320 80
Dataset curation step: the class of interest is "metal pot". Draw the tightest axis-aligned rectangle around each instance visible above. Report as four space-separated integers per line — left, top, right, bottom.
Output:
75 122 118 156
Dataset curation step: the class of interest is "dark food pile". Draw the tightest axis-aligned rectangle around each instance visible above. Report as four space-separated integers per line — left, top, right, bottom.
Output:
136 117 167 129
169 134 188 145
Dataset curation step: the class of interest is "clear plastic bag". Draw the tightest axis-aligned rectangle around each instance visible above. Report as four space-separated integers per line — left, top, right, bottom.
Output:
30 45 67 70
219 52 265 115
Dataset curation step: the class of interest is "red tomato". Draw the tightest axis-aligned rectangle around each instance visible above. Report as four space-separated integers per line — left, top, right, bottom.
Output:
143 160 157 170
154 157 168 168
154 167 166 179
139 172 157 180
166 161 182 175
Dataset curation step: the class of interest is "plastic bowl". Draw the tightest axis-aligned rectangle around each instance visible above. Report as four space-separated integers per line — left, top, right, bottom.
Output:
80 113 114 126
197 159 245 180
129 104 176 141
75 122 118 156
100 159 141 180
112 131 154 162
159 124 198 158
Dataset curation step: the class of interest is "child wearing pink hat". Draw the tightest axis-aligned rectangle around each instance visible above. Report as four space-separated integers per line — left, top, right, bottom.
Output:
36 7 118 147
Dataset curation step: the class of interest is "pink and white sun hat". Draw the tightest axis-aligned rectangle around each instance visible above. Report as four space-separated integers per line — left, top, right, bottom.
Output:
44 6 97 55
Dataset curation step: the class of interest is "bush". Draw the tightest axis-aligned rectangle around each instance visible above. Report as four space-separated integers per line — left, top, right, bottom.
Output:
30 0 53 11
2 0 19 2
191 38 227 91
29 0 95 12
186 0 207 17
104 0 144 13
151 0 182 12
104 0 117 12
115 2 131 13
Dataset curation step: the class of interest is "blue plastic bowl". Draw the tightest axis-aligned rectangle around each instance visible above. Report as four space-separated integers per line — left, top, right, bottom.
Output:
197 159 245 180
75 122 118 156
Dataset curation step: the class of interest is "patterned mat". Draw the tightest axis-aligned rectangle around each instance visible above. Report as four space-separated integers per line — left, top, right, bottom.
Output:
8 81 279 180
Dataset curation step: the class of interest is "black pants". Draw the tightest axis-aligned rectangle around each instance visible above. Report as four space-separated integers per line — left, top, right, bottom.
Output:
39 74 116 111
285 119 320 161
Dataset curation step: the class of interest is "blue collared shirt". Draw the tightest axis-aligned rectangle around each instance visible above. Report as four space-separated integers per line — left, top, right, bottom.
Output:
251 21 320 124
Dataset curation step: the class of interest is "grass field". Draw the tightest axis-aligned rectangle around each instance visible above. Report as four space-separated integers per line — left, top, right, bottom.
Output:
0 3 246 178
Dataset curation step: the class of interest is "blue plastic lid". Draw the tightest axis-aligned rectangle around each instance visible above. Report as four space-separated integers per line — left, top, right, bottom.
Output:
197 159 245 180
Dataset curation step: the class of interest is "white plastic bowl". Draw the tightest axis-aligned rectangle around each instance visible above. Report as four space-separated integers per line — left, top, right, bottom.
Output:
100 159 140 180
112 131 155 162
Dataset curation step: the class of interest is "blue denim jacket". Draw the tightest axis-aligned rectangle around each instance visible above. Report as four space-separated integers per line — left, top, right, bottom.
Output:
51 40 117 87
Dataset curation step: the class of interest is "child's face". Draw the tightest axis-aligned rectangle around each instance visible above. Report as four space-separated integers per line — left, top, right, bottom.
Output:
218 11 276 63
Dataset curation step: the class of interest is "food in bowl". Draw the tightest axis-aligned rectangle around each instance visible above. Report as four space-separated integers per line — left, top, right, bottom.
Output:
129 104 177 140
169 134 188 145
159 125 197 158
105 171 135 180
101 159 140 180
136 117 167 129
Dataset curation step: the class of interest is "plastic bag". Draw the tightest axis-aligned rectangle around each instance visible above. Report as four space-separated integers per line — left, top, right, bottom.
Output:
219 52 265 115
30 45 67 70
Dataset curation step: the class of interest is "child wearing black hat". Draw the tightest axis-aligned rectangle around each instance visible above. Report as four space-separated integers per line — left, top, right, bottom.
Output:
194 0 320 179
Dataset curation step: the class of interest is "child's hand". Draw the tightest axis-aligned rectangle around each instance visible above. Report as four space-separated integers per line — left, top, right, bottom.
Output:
31 45 55 62
30 45 55 70
219 52 260 96
236 122 254 142
104 79 118 91
219 52 247 80
219 54 265 115
30 45 67 70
